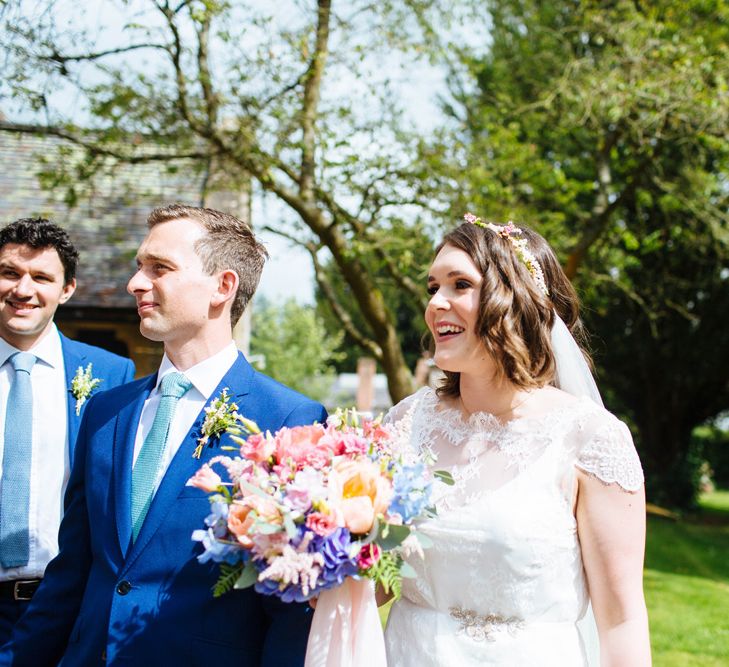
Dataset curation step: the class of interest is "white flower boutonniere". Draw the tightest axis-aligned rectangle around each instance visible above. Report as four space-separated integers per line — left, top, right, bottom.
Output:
193 388 241 459
71 363 103 415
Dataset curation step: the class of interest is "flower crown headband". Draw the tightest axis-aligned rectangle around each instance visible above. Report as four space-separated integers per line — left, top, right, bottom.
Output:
464 212 549 296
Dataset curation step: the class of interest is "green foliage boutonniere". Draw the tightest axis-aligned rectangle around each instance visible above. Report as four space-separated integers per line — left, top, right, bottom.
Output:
193 388 241 459
71 363 103 415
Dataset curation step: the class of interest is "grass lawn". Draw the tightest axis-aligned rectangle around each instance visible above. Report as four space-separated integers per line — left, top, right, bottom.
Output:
645 490 729 666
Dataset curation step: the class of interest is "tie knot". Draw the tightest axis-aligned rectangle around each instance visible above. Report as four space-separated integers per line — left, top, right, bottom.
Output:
159 371 192 399
9 352 36 375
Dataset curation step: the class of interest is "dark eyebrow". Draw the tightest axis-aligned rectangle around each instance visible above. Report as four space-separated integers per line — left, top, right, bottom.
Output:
136 253 175 265
427 270 471 282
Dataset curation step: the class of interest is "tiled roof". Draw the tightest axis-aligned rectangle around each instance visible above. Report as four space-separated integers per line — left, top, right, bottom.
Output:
0 126 206 308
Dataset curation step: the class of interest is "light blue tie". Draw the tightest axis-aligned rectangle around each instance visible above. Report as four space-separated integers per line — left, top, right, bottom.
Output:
0 352 36 568
131 372 192 541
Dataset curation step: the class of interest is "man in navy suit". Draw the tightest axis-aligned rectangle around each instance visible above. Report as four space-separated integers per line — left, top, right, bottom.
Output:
0 218 135 646
1 204 327 666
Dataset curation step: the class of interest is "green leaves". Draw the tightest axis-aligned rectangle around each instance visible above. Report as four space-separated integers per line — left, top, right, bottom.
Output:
433 469 455 486
367 551 403 599
376 522 411 551
250 298 343 402
212 562 244 597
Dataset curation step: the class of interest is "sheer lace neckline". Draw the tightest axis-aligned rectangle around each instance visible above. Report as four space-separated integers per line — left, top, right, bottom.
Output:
424 387 593 433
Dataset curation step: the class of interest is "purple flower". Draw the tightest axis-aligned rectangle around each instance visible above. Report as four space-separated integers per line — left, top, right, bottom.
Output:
311 528 358 587
254 576 311 603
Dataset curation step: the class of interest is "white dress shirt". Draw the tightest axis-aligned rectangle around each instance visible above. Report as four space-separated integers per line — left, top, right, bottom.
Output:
133 342 238 494
0 325 69 581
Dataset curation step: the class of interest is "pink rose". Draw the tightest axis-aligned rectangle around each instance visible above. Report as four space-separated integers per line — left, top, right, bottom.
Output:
187 464 222 493
241 433 275 463
275 424 332 470
305 511 340 537
357 543 381 570
363 421 392 443
318 426 368 456
328 458 393 534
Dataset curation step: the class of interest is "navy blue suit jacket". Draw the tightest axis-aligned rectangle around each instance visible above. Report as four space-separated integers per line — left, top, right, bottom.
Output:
1 352 326 666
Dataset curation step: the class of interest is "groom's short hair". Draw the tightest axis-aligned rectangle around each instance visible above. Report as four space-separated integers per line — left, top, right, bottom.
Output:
147 204 268 326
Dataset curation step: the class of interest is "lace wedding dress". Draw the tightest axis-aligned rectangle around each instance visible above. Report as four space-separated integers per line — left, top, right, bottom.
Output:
384 387 643 667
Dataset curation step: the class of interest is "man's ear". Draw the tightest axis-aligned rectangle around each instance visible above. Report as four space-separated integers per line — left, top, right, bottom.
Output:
59 278 76 304
211 269 239 309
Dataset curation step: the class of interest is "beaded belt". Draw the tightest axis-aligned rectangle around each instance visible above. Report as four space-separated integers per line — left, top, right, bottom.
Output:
449 605 524 642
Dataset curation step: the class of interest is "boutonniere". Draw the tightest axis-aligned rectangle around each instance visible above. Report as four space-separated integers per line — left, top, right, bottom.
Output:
71 363 103 415
193 388 241 459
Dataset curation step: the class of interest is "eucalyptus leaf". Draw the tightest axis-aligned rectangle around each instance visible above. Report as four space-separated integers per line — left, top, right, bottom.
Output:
399 561 417 579
283 512 298 540
434 470 455 486
234 561 259 590
238 479 271 499
378 523 411 551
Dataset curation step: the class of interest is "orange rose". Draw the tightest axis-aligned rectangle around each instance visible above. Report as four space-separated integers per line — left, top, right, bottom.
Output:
227 502 256 548
227 495 282 548
328 458 392 534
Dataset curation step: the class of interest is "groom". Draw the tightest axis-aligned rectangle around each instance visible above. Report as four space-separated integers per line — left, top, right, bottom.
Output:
0 204 327 666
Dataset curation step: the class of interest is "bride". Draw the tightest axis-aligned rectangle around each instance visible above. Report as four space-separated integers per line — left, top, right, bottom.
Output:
383 215 651 666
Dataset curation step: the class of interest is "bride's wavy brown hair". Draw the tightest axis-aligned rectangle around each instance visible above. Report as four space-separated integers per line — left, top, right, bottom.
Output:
435 221 581 398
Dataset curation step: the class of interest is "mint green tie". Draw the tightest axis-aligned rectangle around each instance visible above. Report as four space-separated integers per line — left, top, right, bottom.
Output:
131 372 192 541
0 352 36 567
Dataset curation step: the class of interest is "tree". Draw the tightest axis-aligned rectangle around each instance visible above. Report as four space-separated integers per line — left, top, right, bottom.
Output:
314 216 433 374
249 297 343 402
435 0 729 506
0 0 479 401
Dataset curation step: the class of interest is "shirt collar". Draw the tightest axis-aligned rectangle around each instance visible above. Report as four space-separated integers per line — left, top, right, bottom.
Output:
156 342 239 400
0 324 64 369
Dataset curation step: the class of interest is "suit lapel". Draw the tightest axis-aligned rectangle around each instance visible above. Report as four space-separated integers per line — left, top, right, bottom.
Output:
60 335 86 469
114 375 155 557
123 354 253 568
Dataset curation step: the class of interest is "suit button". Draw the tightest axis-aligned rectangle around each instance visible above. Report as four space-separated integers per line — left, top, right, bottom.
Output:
116 580 132 595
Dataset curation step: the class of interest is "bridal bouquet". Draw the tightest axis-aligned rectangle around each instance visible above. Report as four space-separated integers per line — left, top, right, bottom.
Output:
188 409 442 603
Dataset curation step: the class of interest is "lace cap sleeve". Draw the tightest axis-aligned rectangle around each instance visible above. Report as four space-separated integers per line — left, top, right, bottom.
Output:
576 410 644 492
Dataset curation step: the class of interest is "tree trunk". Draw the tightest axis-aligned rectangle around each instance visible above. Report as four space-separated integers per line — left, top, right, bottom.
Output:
634 399 698 509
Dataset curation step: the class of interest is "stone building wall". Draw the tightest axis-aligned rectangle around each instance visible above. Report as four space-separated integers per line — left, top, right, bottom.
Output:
0 127 251 376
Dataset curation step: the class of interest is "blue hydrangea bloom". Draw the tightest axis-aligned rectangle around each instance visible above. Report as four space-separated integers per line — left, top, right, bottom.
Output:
192 527 238 564
389 463 432 523
205 501 230 538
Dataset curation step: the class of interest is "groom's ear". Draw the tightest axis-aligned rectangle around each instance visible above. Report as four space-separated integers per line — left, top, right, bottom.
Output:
210 269 239 309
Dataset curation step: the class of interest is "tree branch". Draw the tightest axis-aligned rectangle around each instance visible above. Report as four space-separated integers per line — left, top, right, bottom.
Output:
0 121 211 163
157 0 205 136
261 225 383 360
565 140 657 279
312 184 427 309
194 7 218 130
42 43 167 73
299 0 331 201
